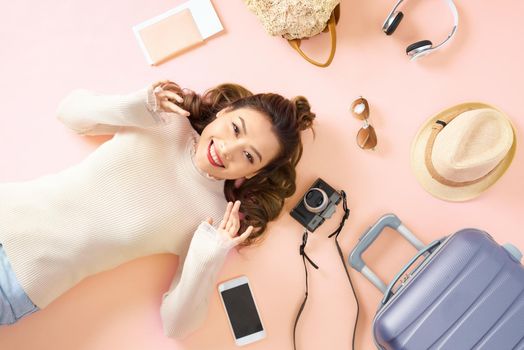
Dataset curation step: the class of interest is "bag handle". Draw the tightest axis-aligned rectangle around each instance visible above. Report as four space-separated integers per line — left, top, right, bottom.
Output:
287 10 337 68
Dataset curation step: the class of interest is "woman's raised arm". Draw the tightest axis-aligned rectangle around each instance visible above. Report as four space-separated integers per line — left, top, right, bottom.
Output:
56 81 189 136
160 202 252 339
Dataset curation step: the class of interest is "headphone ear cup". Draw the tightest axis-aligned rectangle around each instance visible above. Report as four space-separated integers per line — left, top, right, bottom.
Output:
406 40 433 55
384 11 404 35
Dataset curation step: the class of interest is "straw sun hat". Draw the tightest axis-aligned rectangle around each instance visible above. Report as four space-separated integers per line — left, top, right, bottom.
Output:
411 102 517 202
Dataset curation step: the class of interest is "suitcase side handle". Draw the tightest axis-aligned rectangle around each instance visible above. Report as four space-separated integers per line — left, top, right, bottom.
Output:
381 239 443 304
349 214 426 294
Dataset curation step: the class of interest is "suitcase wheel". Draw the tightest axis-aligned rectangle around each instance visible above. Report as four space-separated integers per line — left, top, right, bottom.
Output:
503 243 523 263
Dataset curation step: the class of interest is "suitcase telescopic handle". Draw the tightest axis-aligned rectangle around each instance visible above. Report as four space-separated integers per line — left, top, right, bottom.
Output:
349 214 426 294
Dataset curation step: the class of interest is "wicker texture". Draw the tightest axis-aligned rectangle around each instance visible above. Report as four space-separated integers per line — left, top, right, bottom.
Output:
245 0 339 39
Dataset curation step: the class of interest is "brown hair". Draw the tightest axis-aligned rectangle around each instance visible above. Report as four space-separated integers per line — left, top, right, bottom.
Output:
171 83 315 246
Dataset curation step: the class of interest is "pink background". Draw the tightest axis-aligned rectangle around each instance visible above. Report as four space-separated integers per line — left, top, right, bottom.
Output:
1 0 523 349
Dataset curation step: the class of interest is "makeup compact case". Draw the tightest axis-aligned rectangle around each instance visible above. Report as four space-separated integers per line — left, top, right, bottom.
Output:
349 214 524 350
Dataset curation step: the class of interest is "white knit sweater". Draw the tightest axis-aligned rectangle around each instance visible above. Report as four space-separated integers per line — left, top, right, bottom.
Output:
0 87 233 338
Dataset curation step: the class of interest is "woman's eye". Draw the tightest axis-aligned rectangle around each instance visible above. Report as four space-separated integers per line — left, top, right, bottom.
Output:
232 123 240 135
244 151 254 164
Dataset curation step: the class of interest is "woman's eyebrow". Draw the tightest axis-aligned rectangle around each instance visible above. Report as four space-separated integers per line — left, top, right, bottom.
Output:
239 116 262 162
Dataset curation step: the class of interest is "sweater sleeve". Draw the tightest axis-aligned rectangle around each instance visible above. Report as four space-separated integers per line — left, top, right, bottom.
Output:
160 222 234 339
56 87 164 135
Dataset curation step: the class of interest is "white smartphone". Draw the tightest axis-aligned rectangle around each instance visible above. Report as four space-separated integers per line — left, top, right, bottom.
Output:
218 275 266 346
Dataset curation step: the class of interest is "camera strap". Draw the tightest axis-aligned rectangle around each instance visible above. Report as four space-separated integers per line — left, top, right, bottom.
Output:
292 191 360 350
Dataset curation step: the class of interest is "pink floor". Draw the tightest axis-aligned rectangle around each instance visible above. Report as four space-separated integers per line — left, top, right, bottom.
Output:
1 0 523 349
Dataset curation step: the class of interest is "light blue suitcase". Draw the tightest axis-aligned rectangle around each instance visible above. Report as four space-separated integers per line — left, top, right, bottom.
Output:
349 214 524 350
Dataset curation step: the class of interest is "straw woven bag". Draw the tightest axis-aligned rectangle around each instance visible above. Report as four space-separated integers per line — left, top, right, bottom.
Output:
244 0 341 68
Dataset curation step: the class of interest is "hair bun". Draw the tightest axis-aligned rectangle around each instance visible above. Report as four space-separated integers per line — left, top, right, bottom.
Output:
292 96 315 131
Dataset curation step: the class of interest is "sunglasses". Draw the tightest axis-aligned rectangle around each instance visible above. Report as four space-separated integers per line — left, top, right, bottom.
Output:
350 97 377 150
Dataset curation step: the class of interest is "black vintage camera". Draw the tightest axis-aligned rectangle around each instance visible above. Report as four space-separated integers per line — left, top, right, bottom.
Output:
290 178 342 232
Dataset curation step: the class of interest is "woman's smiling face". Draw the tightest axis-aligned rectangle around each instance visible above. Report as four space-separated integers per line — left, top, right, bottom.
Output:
194 107 281 180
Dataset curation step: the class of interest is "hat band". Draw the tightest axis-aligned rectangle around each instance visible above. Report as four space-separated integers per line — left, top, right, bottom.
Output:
424 119 502 187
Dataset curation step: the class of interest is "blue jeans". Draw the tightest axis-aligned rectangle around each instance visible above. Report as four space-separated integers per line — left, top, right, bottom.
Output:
0 243 39 325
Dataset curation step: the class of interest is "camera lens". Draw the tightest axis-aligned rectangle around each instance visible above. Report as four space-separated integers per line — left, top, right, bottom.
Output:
304 188 328 213
306 191 323 207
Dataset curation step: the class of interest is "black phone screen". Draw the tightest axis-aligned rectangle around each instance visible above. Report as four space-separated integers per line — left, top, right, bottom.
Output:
221 283 263 339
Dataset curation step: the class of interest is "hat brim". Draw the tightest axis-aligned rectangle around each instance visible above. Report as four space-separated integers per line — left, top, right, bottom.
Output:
410 102 517 202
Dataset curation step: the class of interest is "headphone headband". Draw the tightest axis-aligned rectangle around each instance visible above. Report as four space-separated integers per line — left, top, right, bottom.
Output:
383 0 459 59
433 0 459 50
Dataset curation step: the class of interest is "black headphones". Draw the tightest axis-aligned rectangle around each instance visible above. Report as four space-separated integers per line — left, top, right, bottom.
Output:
382 0 459 60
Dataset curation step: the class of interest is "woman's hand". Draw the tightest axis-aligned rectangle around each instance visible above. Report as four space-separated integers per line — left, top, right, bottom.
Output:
207 201 253 247
150 80 190 117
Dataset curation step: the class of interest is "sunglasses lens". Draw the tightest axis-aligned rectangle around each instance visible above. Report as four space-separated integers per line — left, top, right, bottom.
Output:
350 98 369 120
357 125 377 149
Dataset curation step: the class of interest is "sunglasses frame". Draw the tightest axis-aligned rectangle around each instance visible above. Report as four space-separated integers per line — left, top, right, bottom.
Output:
350 97 378 150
